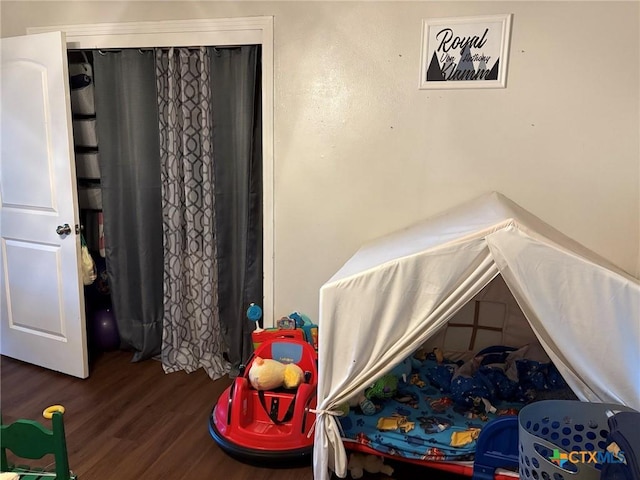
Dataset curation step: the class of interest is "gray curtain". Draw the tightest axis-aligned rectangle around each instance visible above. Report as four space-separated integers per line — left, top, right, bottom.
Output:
156 47 229 379
92 50 164 361
211 46 263 373
91 46 262 372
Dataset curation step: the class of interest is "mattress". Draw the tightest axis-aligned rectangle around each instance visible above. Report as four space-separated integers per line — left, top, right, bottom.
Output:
338 348 571 462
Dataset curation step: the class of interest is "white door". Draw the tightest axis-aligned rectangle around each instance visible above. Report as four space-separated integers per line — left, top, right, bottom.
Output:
0 31 89 378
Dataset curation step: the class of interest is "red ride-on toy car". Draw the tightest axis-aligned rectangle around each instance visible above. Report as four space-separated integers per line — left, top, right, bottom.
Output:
209 336 318 465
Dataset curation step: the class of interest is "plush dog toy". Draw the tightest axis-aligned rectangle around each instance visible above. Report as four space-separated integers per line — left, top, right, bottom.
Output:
347 452 394 479
248 357 304 390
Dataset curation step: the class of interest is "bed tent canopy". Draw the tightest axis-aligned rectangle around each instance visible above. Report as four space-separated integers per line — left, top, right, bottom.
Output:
313 191 640 480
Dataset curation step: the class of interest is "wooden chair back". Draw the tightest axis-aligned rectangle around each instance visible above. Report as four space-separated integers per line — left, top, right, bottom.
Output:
0 406 75 480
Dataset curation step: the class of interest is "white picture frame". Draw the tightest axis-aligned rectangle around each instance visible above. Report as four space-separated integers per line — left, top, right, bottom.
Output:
419 14 513 90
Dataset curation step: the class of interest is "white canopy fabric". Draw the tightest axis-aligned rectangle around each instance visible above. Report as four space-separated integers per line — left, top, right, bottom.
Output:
313 191 640 480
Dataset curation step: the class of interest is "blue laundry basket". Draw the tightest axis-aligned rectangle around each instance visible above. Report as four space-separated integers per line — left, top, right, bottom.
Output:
518 400 637 480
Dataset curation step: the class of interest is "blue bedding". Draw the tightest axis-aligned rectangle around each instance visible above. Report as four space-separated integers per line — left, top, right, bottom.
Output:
338 349 568 461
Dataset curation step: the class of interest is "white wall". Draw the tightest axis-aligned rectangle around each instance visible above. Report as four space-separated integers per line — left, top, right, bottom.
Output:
2 1 638 321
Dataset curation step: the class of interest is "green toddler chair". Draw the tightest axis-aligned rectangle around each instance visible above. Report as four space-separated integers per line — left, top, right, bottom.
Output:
0 405 77 480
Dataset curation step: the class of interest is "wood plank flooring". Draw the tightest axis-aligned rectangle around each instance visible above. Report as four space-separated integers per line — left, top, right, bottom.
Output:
1 351 462 480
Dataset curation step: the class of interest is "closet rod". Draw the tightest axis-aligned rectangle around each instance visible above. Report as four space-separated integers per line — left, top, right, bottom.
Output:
68 46 245 54
95 47 200 55
88 46 243 55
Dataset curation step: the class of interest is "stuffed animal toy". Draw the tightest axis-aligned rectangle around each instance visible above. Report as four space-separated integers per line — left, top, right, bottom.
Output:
365 374 398 401
338 372 402 417
348 452 394 479
391 357 413 383
391 356 423 383
248 357 304 390
339 373 400 416
283 361 305 389
345 391 377 416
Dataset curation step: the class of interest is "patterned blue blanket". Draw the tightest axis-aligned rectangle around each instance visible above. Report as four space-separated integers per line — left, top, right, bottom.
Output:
338 349 568 461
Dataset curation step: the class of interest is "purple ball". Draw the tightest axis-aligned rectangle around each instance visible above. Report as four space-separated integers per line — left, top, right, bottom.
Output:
91 308 120 351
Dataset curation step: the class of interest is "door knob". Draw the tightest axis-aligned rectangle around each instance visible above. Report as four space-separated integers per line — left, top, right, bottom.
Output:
56 224 72 235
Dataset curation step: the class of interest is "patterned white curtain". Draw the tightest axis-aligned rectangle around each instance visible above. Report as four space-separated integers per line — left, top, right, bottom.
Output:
156 47 230 379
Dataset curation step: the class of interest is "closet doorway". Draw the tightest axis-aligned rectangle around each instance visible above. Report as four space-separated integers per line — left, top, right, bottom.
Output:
0 18 274 378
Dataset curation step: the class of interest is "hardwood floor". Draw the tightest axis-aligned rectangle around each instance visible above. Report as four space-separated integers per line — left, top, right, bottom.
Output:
1 351 462 480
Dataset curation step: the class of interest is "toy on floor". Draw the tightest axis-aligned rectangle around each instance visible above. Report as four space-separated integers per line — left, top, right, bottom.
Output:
348 452 394 479
209 333 318 465
89 307 120 352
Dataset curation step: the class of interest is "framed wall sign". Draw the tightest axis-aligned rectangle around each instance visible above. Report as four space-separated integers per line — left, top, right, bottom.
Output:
419 14 513 89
